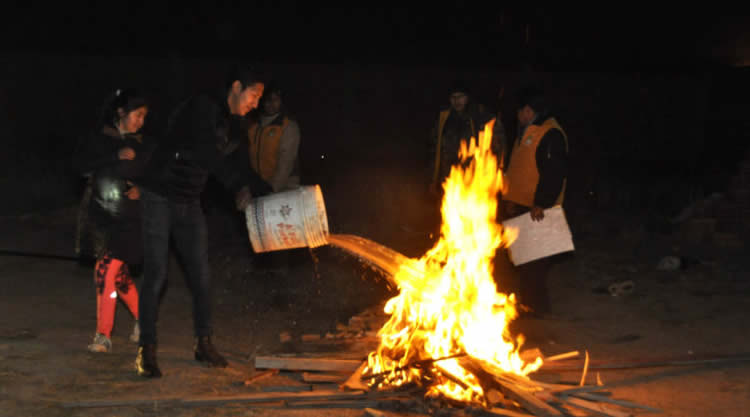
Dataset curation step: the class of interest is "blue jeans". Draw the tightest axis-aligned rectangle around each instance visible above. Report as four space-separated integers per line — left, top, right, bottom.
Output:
139 189 212 345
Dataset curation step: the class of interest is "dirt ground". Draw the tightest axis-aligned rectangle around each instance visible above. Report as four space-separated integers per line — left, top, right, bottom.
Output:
1 200 749 417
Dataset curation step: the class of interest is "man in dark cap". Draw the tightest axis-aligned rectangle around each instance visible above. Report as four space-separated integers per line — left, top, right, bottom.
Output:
428 81 494 195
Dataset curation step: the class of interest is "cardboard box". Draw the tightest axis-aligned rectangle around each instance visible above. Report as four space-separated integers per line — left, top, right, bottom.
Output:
502 206 575 266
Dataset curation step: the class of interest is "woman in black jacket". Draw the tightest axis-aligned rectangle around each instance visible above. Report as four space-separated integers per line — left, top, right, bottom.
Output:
73 88 153 353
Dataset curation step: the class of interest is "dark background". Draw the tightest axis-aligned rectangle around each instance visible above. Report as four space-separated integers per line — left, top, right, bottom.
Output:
1 6 749 250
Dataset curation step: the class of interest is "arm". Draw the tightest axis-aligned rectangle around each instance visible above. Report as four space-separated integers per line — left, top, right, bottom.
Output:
114 141 156 181
269 120 300 192
533 129 568 208
209 111 272 198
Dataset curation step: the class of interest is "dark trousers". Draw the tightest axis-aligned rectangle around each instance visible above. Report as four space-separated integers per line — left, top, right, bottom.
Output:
139 189 212 345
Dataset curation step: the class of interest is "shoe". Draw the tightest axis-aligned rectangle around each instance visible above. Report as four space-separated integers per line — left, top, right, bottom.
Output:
194 336 228 368
129 321 140 343
135 344 162 378
87 333 111 353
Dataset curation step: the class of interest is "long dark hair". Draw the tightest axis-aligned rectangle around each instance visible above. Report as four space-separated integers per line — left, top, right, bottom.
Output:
97 88 149 130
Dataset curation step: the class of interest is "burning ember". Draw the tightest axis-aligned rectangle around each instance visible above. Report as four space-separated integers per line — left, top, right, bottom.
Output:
364 120 542 403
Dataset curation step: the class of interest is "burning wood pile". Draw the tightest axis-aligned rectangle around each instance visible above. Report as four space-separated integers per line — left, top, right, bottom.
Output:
329 121 659 416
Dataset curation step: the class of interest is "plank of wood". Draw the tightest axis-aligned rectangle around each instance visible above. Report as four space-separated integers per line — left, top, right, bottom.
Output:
302 372 348 383
244 369 279 386
342 361 370 391
494 378 564 417
364 407 432 417
574 393 662 413
486 407 538 417
259 385 312 392
61 398 180 409
180 390 368 407
563 397 633 417
255 355 362 372
285 400 385 409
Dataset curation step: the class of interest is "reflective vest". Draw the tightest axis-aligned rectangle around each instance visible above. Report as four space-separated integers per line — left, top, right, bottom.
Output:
432 109 477 184
248 117 291 183
503 117 568 207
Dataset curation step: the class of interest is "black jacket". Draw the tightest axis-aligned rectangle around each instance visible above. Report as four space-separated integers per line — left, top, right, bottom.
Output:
141 91 271 202
73 126 154 221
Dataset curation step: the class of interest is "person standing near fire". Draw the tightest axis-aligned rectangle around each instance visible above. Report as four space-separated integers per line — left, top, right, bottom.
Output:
499 85 569 316
428 82 495 196
72 88 153 353
134 67 271 378
246 83 302 273
247 83 301 193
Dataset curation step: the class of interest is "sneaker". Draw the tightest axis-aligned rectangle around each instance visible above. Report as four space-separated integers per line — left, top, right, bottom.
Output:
135 344 162 378
194 336 228 368
87 333 112 353
129 322 140 343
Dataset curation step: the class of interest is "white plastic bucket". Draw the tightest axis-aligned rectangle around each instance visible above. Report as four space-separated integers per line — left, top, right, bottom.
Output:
244 185 330 253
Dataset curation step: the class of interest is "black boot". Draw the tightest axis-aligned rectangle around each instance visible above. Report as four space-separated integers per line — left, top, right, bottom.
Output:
194 336 228 368
135 344 162 378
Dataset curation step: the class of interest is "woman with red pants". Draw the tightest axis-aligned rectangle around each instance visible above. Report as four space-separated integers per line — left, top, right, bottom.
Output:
73 88 153 352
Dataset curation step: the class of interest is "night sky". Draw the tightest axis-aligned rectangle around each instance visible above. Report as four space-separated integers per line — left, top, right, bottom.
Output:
4 5 748 70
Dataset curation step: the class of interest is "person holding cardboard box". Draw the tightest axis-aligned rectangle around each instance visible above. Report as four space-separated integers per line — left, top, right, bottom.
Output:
499 85 569 316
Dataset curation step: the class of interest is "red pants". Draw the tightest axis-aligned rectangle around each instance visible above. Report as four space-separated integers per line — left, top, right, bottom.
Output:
94 254 139 337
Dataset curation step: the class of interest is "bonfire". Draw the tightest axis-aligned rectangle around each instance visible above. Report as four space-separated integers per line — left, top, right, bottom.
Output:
364 120 542 404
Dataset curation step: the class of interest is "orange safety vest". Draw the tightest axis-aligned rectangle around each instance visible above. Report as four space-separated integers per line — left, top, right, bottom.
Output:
432 109 477 184
248 117 291 183
503 117 568 207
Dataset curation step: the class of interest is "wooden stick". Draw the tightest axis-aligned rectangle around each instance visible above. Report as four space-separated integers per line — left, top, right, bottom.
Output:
361 353 467 381
244 369 279 386
546 351 580 361
538 353 750 372
579 350 589 386
302 372 347 383
434 363 471 391
255 356 362 372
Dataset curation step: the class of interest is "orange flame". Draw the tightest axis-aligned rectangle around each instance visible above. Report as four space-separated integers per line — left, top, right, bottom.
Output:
365 120 542 402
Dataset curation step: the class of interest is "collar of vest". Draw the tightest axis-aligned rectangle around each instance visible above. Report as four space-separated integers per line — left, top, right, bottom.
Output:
261 113 288 127
529 111 552 126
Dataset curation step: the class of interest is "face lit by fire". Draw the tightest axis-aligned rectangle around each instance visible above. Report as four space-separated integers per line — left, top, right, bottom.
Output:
449 92 468 113
117 106 148 134
262 91 282 116
228 81 264 116
517 105 536 127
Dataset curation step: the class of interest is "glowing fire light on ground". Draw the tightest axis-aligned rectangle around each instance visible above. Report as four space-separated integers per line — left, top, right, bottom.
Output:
365 120 542 403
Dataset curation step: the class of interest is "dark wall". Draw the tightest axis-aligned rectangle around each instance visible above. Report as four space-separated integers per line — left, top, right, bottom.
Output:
1 53 746 231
